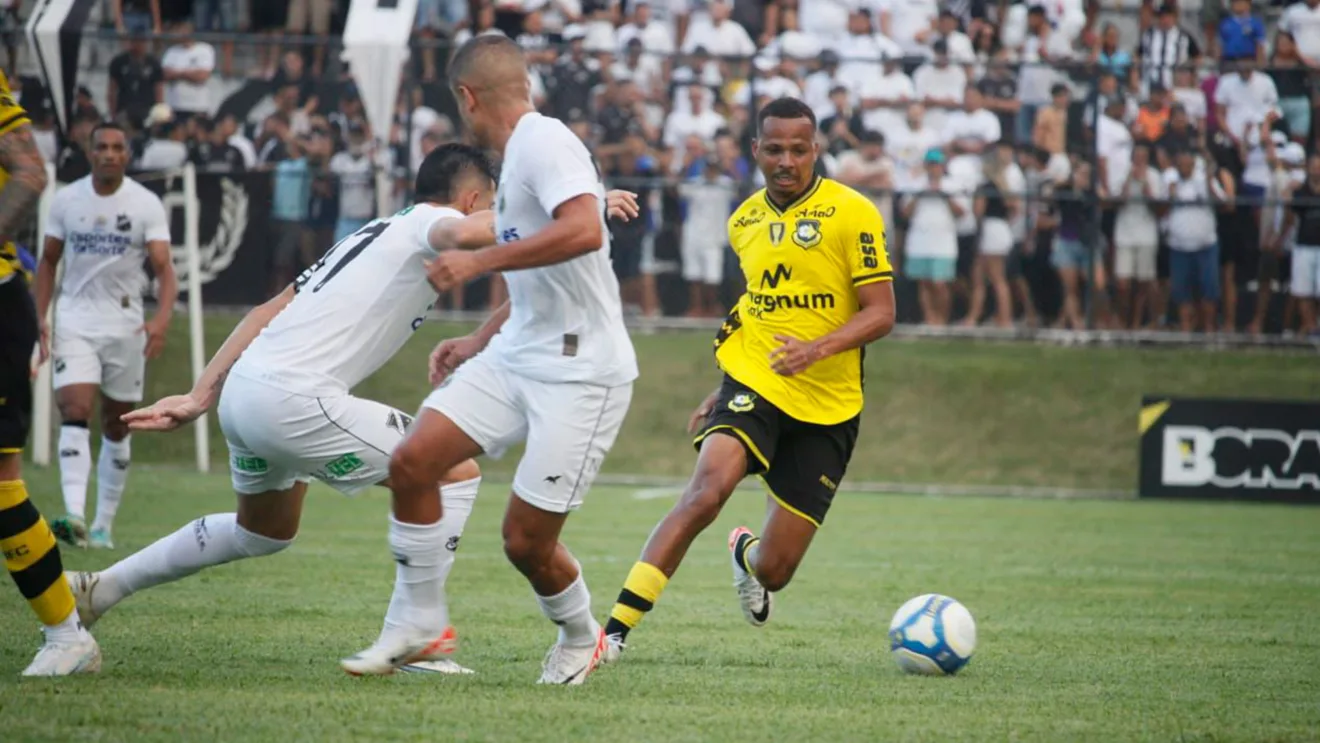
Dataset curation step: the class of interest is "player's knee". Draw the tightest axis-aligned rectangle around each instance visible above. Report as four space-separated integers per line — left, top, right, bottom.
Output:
501 526 551 572
101 412 130 441
58 401 92 424
388 442 432 495
674 477 728 530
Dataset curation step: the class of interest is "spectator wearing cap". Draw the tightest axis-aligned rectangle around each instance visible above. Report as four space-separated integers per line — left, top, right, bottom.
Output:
546 26 604 123
900 148 964 325
914 39 966 133
820 85 865 155
678 156 737 318
1218 0 1267 65
1137 4 1200 94
1165 148 1230 332
108 33 164 130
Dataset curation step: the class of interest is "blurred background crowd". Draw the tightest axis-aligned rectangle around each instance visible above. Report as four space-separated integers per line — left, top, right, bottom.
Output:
3 0 1319 336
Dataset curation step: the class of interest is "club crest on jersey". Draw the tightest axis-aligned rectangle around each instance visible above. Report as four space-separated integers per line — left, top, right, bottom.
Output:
728 393 756 413
792 219 822 249
769 222 785 246
116 214 132 232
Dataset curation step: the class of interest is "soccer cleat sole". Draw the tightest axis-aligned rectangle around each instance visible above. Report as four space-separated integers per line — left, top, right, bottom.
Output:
341 628 458 677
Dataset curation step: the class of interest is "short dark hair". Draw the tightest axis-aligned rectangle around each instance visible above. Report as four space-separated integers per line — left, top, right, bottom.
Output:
90 121 126 144
448 34 524 91
414 143 497 203
757 97 816 132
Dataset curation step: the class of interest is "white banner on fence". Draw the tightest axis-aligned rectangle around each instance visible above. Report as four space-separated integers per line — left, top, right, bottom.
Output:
25 0 98 137
342 0 418 151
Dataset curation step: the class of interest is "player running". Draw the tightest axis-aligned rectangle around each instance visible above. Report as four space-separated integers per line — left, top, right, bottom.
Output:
35 122 178 551
601 97 896 659
68 143 638 674
341 35 638 684
0 71 101 676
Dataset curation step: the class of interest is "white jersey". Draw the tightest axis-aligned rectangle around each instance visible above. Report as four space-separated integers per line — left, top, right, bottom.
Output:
45 176 170 337
491 113 638 387
233 205 460 396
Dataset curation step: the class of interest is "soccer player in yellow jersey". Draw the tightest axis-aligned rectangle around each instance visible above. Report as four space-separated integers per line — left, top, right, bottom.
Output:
602 97 896 658
0 71 101 675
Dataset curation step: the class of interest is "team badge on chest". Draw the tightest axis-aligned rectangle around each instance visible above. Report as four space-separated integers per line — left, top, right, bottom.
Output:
792 219 822 249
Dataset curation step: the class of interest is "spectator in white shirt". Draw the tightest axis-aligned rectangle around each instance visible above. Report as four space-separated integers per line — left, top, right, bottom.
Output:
617 0 676 55
138 120 190 171
934 9 976 67
835 130 895 227
1279 0 1320 64
679 157 738 317
797 0 851 49
664 85 725 161
834 8 900 94
1214 59 1280 147
914 40 967 132
887 103 942 192
1165 148 1231 332
901 148 965 325
943 85 1002 179
161 21 215 120
887 0 939 61
329 122 388 242
1110 143 1165 327
681 0 755 60
613 38 667 103
860 53 914 138
803 50 845 121
1171 67 1207 129
1016 7 1065 144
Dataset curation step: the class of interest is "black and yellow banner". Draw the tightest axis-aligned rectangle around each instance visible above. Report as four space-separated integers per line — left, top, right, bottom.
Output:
1139 397 1320 504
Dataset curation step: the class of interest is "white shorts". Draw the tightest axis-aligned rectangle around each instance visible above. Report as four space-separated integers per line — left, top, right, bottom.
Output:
422 350 632 514
979 218 1013 257
51 326 146 403
218 374 414 496
681 233 725 286
1114 240 1158 281
1292 245 1320 298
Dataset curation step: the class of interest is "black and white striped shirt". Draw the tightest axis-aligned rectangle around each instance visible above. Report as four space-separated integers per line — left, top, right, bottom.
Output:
1138 25 1200 90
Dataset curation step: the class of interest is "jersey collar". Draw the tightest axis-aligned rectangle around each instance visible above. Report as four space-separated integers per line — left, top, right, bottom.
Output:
763 176 823 216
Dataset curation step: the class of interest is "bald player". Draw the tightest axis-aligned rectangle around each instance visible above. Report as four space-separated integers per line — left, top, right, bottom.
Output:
354 35 637 684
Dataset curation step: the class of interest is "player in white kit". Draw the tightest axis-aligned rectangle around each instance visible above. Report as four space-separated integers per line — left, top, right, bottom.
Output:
342 35 638 685
67 144 639 673
33 123 178 551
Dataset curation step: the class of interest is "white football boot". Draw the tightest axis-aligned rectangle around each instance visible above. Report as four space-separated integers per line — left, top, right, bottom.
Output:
341 626 458 676
729 526 772 627
21 629 101 676
66 571 106 630
537 628 607 685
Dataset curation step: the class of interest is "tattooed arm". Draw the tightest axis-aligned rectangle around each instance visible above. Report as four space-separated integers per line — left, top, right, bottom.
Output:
0 124 48 245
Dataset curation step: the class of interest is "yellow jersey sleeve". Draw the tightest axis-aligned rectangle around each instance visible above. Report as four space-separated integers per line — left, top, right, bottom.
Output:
0 72 30 138
843 196 893 288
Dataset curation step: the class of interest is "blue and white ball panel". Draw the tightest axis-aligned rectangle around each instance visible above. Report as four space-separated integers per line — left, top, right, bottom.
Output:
888 593 976 676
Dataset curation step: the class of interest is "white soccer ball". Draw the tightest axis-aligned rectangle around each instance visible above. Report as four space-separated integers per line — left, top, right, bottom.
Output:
888 594 977 676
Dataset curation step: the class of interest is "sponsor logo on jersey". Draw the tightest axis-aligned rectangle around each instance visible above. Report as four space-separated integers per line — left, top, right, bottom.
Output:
792 219 822 250
745 289 836 318
760 264 791 289
794 205 837 219
728 393 756 413
735 208 765 228
769 222 785 246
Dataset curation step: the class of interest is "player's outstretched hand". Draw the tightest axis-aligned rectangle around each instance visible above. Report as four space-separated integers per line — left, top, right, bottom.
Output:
687 389 721 435
429 335 485 387
425 252 483 292
121 394 206 432
769 334 822 377
605 190 640 222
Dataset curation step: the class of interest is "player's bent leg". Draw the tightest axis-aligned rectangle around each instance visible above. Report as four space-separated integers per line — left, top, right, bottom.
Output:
0 455 101 676
89 395 137 549
52 383 97 548
743 501 817 593
70 484 305 629
502 495 606 685
603 433 748 653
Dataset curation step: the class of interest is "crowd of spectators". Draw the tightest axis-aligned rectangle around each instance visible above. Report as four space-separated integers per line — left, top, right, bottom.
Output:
5 0 1320 336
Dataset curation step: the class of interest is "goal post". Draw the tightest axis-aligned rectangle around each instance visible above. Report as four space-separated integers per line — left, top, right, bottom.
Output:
182 163 209 473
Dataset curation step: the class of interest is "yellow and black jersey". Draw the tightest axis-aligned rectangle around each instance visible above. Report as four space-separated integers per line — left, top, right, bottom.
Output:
0 70 31 285
715 176 892 426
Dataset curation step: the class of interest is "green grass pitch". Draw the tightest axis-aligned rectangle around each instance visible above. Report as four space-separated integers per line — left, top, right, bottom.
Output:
4 469 1318 742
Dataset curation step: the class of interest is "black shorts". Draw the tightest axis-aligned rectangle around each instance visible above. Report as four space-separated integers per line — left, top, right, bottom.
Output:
0 278 37 454
694 374 859 526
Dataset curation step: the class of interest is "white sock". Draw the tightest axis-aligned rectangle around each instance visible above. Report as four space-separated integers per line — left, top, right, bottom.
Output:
536 569 599 648
44 609 86 643
92 435 131 533
380 476 480 638
384 516 448 637
58 424 92 520
96 513 291 614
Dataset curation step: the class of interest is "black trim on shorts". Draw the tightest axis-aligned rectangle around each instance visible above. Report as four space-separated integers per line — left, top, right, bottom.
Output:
693 374 858 526
315 397 391 458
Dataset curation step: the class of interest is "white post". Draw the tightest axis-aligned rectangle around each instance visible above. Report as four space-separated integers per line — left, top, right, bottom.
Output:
31 162 57 467
183 163 209 473
375 167 393 221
